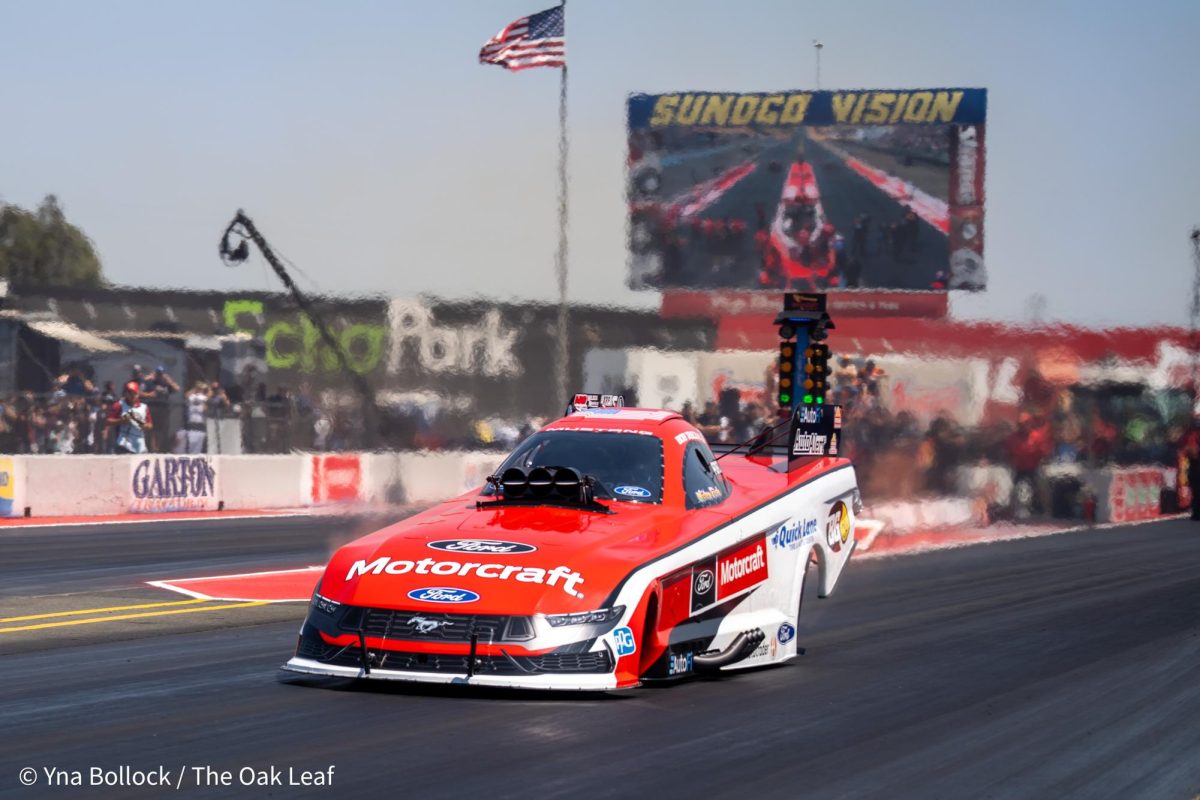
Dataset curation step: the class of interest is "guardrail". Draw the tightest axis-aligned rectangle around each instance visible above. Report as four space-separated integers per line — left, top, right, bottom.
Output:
0 451 507 518
0 452 1174 524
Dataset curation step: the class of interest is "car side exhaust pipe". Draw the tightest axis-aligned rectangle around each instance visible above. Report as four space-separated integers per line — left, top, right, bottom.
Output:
694 629 766 670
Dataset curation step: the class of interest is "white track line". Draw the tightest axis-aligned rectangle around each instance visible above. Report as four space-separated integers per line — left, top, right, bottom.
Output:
147 566 324 603
151 565 324 584
0 510 317 531
854 519 887 552
145 582 309 599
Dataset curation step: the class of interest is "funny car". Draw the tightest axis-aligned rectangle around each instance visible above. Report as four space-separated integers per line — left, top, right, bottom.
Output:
284 397 858 690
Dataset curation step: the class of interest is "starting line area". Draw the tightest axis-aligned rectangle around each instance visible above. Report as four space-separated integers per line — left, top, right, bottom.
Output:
148 567 323 603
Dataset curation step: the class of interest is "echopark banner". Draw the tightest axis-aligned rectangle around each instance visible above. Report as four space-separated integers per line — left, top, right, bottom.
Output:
628 89 987 128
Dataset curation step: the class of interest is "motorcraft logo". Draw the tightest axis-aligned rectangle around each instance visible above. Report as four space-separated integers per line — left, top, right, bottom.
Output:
769 518 818 550
689 534 769 615
406 587 479 604
130 456 217 513
718 538 767 596
426 539 537 555
347 557 585 598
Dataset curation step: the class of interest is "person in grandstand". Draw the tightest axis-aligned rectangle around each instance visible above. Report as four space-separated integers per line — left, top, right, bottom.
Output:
174 381 210 454
106 381 153 454
144 365 180 399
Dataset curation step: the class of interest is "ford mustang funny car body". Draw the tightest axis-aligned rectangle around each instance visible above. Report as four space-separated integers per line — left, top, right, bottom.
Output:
284 398 858 691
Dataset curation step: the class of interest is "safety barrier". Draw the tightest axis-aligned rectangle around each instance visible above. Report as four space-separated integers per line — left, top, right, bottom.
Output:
1086 466 1167 524
0 451 508 518
0 454 1171 525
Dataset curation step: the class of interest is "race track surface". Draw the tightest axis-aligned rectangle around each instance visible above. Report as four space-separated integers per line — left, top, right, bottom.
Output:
2 516 1199 798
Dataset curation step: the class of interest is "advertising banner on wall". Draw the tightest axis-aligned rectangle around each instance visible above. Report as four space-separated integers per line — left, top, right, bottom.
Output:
627 88 987 296
0 457 16 517
384 298 715 417
129 455 220 513
311 454 363 504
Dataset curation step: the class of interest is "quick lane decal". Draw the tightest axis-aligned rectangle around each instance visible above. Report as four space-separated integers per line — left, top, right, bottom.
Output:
601 463 853 608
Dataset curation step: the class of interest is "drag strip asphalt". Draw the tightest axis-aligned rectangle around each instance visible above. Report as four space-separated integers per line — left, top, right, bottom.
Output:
2 517 1199 798
0 513 394 597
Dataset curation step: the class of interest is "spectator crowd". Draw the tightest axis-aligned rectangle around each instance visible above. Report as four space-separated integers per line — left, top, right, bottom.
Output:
0 363 357 455
1 353 1192 524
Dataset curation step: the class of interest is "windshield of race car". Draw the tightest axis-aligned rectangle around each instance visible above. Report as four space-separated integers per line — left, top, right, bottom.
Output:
486 431 664 503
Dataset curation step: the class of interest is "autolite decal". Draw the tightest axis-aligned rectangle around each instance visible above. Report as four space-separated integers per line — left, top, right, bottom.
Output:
346 557 585 598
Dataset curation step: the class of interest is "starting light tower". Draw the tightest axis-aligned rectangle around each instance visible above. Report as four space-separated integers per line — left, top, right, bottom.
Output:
776 292 844 468
774 292 836 417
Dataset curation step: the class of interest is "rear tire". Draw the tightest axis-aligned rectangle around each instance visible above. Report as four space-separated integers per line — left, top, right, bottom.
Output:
797 551 817 623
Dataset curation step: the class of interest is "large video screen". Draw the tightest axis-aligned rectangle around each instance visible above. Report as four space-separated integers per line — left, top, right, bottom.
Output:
627 89 987 293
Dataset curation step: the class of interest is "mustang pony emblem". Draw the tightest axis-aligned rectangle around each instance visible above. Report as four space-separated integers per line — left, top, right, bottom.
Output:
407 615 450 634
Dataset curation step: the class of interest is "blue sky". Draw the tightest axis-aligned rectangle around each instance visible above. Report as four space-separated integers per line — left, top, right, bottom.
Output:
3 0 1198 327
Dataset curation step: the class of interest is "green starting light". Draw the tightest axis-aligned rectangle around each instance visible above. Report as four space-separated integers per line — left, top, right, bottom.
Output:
779 393 791 404
816 396 824 404
802 394 814 404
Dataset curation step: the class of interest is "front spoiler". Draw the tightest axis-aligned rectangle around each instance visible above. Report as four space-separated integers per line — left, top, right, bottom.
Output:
282 657 625 692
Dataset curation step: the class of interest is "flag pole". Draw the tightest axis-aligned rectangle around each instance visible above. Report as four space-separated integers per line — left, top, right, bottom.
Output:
554 0 570 411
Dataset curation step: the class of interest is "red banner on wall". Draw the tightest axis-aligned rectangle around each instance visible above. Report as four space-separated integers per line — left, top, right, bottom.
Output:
661 290 948 321
311 454 363 504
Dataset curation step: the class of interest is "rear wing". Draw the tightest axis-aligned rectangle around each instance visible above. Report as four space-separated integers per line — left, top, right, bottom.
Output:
710 402 843 471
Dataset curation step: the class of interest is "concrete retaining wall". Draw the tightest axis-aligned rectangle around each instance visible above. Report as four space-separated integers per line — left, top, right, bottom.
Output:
0 451 506 519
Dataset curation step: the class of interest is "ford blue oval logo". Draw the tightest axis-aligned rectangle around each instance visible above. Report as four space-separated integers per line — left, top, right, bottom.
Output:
426 539 537 555
407 587 480 604
614 485 651 498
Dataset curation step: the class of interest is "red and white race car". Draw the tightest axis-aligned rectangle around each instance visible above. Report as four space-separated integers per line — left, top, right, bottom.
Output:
285 397 858 690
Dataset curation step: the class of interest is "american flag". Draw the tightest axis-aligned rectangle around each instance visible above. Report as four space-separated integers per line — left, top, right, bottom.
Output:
479 5 565 72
